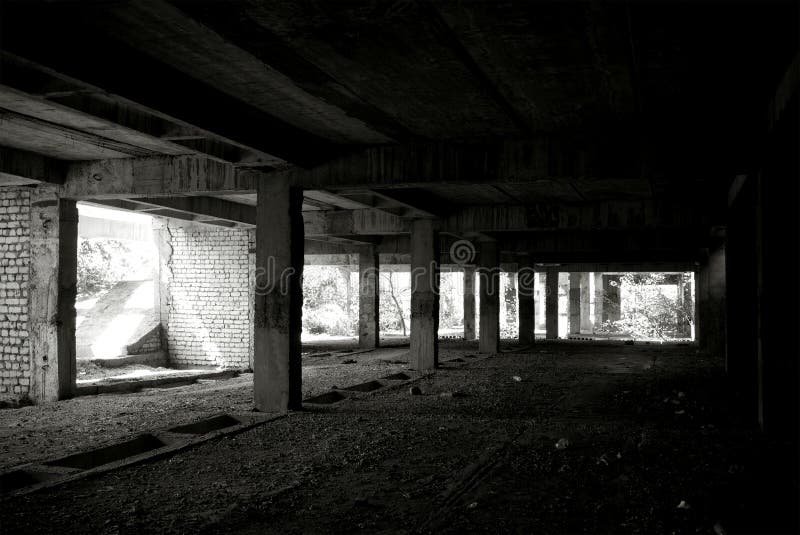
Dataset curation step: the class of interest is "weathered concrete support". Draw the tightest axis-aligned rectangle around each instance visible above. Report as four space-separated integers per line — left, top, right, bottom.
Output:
593 273 604 330
478 241 500 353
463 266 476 341
253 176 303 412
545 267 559 339
518 272 535 345
29 187 78 402
409 219 439 369
697 245 726 359
358 248 380 349
579 272 591 333
568 272 581 335
152 218 173 359
604 275 621 322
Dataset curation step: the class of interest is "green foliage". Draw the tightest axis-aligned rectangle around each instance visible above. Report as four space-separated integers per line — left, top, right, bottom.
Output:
77 239 136 297
302 266 357 336
615 273 694 340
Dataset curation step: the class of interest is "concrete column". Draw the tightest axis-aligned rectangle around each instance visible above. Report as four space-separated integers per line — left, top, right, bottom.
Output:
545 267 559 339
579 272 591 333
463 266 476 340
698 246 726 359
409 219 439 369
29 187 78 402
593 272 604 330
604 275 621 322
568 272 581 335
517 265 536 345
152 218 173 360
254 176 303 412
358 248 379 349
478 241 500 353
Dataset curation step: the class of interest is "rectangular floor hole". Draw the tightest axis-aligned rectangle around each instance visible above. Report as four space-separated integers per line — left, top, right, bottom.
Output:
44 434 166 470
382 372 411 381
0 469 62 494
304 391 346 404
340 380 384 392
166 414 241 435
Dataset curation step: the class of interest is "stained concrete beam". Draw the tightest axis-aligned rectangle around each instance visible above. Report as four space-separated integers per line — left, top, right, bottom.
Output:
278 139 635 190
62 156 259 199
303 209 409 236
0 146 66 185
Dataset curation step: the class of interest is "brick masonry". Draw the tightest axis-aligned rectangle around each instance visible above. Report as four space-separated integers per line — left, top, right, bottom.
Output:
164 225 254 369
0 188 31 399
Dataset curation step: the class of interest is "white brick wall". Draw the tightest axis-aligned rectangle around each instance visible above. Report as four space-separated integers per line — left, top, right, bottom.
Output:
166 226 252 369
0 189 31 399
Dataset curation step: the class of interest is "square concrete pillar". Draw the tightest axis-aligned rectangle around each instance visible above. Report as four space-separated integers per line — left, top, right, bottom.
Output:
463 266 476 341
409 219 439 370
29 187 78 402
254 176 303 412
593 273 604 331
518 274 535 347
604 275 621 322
545 267 559 339
478 241 500 353
568 272 581 335
698 246 726 359
579 272 591 333
358 249 379 349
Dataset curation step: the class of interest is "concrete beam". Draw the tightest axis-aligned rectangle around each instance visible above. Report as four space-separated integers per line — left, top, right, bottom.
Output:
444 202 705 232
0 146 66 185
279 139 636 190
303 209 409 237
133 196 256 226
62 156 259 199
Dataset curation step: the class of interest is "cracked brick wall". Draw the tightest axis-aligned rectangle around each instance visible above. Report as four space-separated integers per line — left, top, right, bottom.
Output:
162 225 253 369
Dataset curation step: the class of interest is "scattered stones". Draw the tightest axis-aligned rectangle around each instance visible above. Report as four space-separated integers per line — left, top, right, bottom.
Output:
713 522 728 535
677 500 691 510
439 391 467 398
342 359 357 365
512 376 523 382
467 502 478 509
555 438 570 450
409 386 422 396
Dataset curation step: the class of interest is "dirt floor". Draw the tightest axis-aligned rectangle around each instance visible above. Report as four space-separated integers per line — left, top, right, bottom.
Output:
1 342 798 534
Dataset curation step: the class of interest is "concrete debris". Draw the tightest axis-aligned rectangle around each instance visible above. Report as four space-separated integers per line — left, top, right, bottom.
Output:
677 500 691 510
409 386 422 396
555 438 570 450
439 391 467 398
713 522 727 535
467 502 478 510
512 376 522 382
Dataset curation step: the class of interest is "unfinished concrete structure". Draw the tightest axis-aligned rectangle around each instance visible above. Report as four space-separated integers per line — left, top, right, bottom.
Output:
0 0 796 444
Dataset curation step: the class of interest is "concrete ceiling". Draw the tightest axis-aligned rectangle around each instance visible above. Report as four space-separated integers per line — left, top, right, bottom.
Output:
0 0 796 261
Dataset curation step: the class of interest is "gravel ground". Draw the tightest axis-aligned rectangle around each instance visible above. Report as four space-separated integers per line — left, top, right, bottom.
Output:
1 342 796 534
